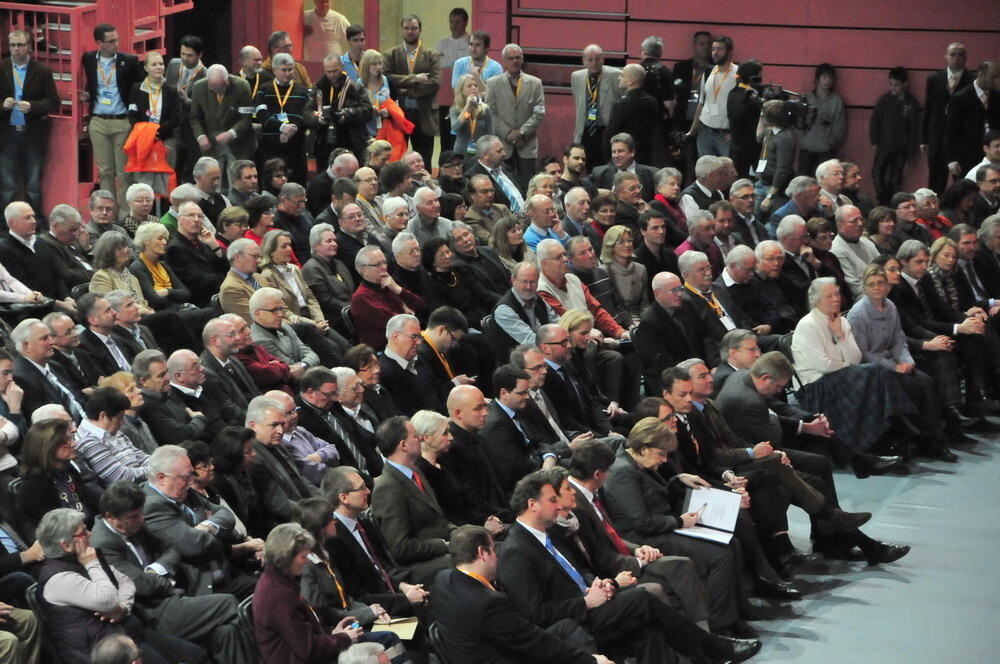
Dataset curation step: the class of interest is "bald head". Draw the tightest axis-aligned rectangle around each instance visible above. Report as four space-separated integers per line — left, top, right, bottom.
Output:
621 63 646 89
582 44 604 73
447 384 488 432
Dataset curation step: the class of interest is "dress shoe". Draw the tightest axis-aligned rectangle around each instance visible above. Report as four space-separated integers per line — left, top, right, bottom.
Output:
754 575 801 600
701 635 763 664
979 398 1000 414
851 453 905 479
944 405 980 430
726 619 759 639
865 542 911 566
923 445 959 462
813 540 866 561
815 508 872 535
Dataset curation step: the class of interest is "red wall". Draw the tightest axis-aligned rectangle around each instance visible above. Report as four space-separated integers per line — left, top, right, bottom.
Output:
497 0 1000 196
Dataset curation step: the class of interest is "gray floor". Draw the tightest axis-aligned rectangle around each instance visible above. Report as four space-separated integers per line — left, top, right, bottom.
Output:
753 431 1000 663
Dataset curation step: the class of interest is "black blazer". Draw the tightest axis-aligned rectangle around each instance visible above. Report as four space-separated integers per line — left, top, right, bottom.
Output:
944 83 1000 172
164 234 229 307
540 359 607 436
0 58 61 142
634 302 711 394
0 235 68 299
715 370 807 448
378 354 445 416
777 254 816 318
570 486 637 577
128 258 191 311
463 161 523 210
37 234 94 289
601 447 683 544
750 274 799 334
171 385 241 441
49 349 102 394
888 275 962 339
431 567 596 664
974 246 1000 299
330 404 384 478
922 68 974 153
589 162 656 202
633 241 680 290
200 350 257 410
605 89 668 167
248 441 317 528
479 400 545 499
13 355 85 421
78 328 136 379
81 51 143 114
326 514 411 616
112 324 158 356
306 171 335 218
126 81 181 140
294 396 382 482
137 387 208 444
439 422 511 524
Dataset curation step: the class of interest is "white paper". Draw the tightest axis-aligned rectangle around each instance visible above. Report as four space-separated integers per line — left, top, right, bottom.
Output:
675 487 742 545
675 525 734 545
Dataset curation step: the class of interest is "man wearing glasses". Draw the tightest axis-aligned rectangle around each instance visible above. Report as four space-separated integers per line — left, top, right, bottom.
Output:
0 29 59 213
350 246 426 351
248 288 318 378
167 201 229 307
84 190 128 245
82 24 143 215
378 313 442 417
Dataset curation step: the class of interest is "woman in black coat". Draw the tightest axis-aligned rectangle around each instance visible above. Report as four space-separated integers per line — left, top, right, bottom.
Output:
126 51 181 196
420 237 497 325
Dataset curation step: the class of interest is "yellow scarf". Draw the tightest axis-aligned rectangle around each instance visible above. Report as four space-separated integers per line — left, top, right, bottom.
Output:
684 282 722 317
140 253 172 291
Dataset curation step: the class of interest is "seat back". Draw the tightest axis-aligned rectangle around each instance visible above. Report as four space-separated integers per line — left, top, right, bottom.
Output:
427 621 456 664
479 313 512 364
341 305 357 342
70 283 90 301
25 582 67 664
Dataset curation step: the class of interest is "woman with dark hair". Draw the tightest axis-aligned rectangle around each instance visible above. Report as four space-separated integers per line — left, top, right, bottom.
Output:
17 418 102 536
799 63 846 176
939 179 981 226
244 195 278 246
375 161 414 217
439 192 468 222
489 216 534 272
421 236 497 324
805 217 852 309
293 498 412 663
590 193 619 240
865 206 900 256
344 344 399 424
210 426 268 538
261 158 289 203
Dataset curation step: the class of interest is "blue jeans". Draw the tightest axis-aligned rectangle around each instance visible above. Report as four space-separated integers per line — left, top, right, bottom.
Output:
696 125 731 158
0 130 45 213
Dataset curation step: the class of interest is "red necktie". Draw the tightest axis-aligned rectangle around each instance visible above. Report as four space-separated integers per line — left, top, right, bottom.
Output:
593 496 631 556
412 471 426 493
355 521 396 592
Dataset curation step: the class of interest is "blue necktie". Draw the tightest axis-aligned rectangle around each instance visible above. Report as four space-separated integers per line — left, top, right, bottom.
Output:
247 275 260 290
545 535 587 593
493 169 524 212
0 526 21 554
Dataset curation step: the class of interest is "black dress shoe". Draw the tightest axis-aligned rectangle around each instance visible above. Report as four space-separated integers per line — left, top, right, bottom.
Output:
815 508 872 535
754 575 802 600
813 541 867 561
865 542 911 566
945 405 980 430
726 619 759 639
702 635 763 664
775 547 822 570
851 453 905 478
924 446 959 462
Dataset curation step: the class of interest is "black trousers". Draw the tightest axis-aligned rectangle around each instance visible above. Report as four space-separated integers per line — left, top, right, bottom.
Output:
438 106 455 153
914 347 963 406
872 148 908 205
581 128 608 169
927 148 952 195
403 107 436 172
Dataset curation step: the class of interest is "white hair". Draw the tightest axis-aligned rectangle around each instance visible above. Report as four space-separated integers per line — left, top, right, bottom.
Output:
125 182 155 202
30 404 70 424
271 52 294 68
914 188 938 203
249 287 284 314
785 176 818 198
814 159 842 181
677 250 709 276
246 396 282 428
755 239 783 261
381 196 409 218
391 231 418 257
501 43 523 58
386 313 419 339
148 444 189 478
776 214 806 240
726 244 756 267
535 238 564 261
413 186 437 208
206 63 229 80
193 156 220 178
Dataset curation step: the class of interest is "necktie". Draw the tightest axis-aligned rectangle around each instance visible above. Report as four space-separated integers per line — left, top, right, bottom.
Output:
326 411 367 474
125 536 150 568
0 526 22 554
412 470 426 493
592 496 631 555
132 328 147 350
948 72 958 93
106 338 131 371
44 368 85 420
544 535 588 593
914 281 931 317
355 521 395 591
533 391 570 445
247 274 260 290
965 264 987 300
493 169 524 212
509 412 530 445
559 367 583 404
273 446 313 498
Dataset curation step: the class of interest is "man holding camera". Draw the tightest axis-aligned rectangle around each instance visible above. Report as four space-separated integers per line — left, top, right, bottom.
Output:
305 53 373 169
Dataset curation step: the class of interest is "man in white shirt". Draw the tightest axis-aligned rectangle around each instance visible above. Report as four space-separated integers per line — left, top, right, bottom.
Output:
815 159 851 216
302 0 350 62
686 36 738 159
830 205 881 300
436 8 470 154
963 130 1000 182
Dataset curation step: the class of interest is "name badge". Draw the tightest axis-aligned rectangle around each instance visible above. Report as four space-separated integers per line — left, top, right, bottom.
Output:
276 112 289 123
756 159 768 174
586 103 598 122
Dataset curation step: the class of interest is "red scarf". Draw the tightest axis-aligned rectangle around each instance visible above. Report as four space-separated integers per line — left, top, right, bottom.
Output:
654 193 688 235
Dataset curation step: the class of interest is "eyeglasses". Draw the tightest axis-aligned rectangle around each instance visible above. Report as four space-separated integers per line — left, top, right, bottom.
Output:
317 389 338 399
362 261 389 268
259 306 288 313
669 286 686 294
524 363 546 372
542 339 571 347
395 332 421 341
346 484 369 493
164 472 194 483
9 43 28 48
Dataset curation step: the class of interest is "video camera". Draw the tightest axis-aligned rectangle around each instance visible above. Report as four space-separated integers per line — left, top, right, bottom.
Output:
753 84 811 130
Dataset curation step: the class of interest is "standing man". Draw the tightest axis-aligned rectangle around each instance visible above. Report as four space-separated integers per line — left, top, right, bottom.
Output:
436 8 471 153
189 64 255 189
255 54 310 184
165 35 207 181
451 31 504 90
1 29 60 214
922 43 974 193
589 133 657 200
82 24 142 215
262 31 312 88
237 45 272 100
383 15 441 171
305 54 373 168
686 36 737 159
605 64 667 168
571 45 621 168
945 61 1000 180
303 0 350 63
487 44 546 190
341 25 367 82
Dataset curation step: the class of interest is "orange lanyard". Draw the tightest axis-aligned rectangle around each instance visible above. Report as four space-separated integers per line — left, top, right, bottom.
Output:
586 74 600 104
273 79 293 112
247 72 260 99
145 79 162 116
179 64 203 90
710 64 731 101
321 559 349 608
405 40 422 74
685 282 723 317
459 568 495 591
420 332 455 379
98 59 116 87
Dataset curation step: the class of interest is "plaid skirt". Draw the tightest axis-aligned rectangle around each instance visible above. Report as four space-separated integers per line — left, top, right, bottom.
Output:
795 363 916 452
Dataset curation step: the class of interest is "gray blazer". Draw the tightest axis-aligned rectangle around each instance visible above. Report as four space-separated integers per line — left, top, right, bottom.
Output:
250 321 320 367
486 72 545 158
570 66 622 143
302 256 356 321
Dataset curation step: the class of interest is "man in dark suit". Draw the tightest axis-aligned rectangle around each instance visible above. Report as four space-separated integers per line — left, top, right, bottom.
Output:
296 367 382 482
273 183 317 263
605 66 667 168
45 312 102 394
167 349 243 440
200 317 257 410
106 291 159 357
671 31 713 139
971 164 1000 227
12 318 87 420
0 203 72 307
370 416 456 586
92 481 253 664
497 471 760 664
324 466 429 615
678 251 742 361
634 210 681 291
382 15 440 168
379 314 444 416
0 29 60 213
142 444 255 598
38 206 95 289
775 217 818 317
136 349 209 444
432 525 612 664
750 241 801 334
306 153 359 218
537 324 613 436
587 133 656 202
414 307 477 408
715 246 787 341
561 187 604 255
164 205 230 307
975 218 1000 296
76 293 137 379
464 136 525 212
922 43 975 193
944 61 1000 178
82 24 143 213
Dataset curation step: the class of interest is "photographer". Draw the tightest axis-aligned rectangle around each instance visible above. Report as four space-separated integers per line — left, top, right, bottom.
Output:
305 52 374 169
754 100 798 221
451 73 493 168
727 59 764 177
799 63 846 176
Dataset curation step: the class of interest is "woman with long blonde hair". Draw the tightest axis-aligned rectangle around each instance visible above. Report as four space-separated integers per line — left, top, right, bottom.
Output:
450 73 492 166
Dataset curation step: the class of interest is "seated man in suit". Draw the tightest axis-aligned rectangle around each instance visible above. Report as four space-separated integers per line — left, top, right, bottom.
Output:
713 329 761 395
200 317 258 410
611 172 648 234
379 314 445 416
775 216 818 318
248 287 321 373
0 202 75 313
714 246 790 341
142 444 256 598
91 481 254 664
263 389 340 486
76 293 137 379
296 367 382 481
481 364 557 500
164 199 230 307
166 349 243 440
44 311 102 396
323 466 430 614
635 272 715 394
633 209 681 291
134 349 209 445
463 175 515 246
12 318 87 420
678 251 739 362
674 211 723 279
463 135 525 213
497 471 760 664
588 133 656 201
432 524 614 664
537 324 615 437
450 222 509 298
417 306 482 404
245 395 318 529
39 204 96 290
106 291 159 355
974 217 1000 294
370 416 457 586
750 241 801 334
218 238 265 323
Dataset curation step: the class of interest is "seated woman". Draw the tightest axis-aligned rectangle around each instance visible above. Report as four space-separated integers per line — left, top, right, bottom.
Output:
302 223 356 323
98 372 158 454
293 498 412 664
846 265 958 461
36 508 205 664
253 523 362 664
791 277 916 464
938 178 980 226
648 167 689 246
380 196 412 244
412 410 471 526
589 193 619 242
210 426 270 539
259 229 351 362
440 193 468 222
526 172 562 217
129 222 193 311
17 416 102 537
601 416 746 634
489 216 534 273
0 349 25 467
215 206 251 251
260 157 288 204
804 217 852 309
421 237 497 326
121 183 160 236
244 195 278 247
865 206 899 256
927 236 983 318
601 225 649 323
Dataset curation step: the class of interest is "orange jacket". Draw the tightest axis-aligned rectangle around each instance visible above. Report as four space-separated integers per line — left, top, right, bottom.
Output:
124 122 174 174
375 97 414 162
